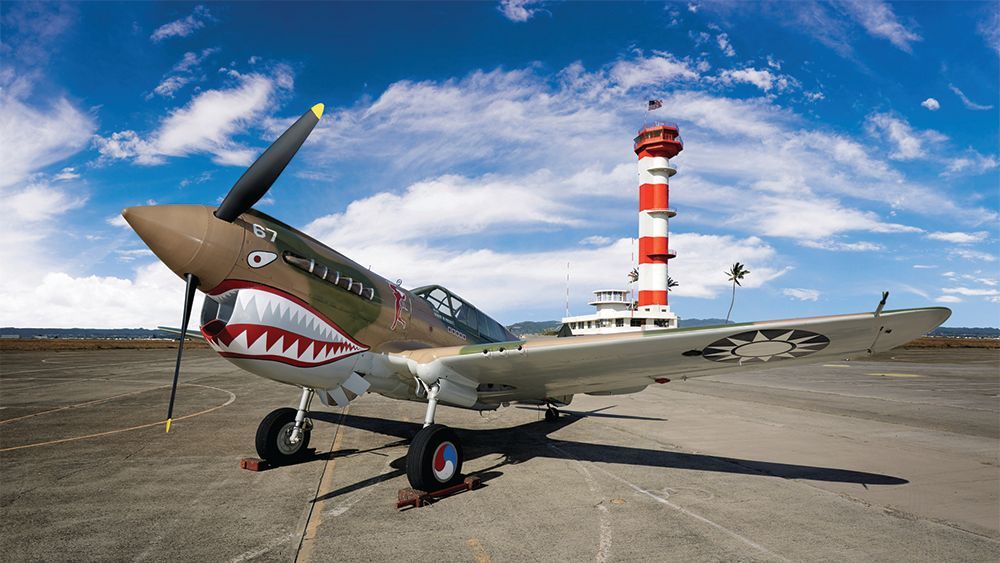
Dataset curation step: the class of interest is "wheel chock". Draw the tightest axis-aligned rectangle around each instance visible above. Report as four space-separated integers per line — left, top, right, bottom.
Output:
240 457 271 471
396 476 481 509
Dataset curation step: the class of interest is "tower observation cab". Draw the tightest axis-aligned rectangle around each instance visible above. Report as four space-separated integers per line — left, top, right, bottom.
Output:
561 120 683 336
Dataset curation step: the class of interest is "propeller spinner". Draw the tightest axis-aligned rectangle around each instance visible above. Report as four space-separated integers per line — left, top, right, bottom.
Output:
123 103 326 432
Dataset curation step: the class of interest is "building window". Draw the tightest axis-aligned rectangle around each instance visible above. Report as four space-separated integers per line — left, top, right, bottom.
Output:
587 321 593 328
616 318 624 327
630 319 643 327
654 319 668 327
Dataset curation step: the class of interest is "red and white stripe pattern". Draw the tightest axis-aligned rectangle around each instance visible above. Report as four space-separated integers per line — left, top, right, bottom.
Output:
636 148 678 309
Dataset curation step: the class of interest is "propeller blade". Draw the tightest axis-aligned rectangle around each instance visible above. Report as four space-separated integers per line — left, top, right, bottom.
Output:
214 103 325 222
165 273 200 433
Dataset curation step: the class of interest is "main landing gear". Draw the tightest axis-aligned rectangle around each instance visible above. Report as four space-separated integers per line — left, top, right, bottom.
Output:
406 383 464 491
256 387 313 463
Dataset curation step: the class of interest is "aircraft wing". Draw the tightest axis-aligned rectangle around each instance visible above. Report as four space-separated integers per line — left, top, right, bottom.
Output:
392 307 949 403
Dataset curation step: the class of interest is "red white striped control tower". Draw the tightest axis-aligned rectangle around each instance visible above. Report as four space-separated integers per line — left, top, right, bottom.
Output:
635 122 682 312
561 121 682 335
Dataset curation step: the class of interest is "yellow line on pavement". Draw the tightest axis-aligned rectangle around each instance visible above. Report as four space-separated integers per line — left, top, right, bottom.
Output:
296 406 349 563
467 538 493 563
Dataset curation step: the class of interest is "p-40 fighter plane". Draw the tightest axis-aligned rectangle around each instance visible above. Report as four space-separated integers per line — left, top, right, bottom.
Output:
125 103 950 491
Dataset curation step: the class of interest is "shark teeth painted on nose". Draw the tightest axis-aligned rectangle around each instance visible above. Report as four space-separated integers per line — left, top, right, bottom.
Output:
203 287 367 367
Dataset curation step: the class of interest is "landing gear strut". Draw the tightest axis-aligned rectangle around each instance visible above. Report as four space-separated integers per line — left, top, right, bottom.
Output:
544 404 560 423
255 387 313 463
406 383 464 490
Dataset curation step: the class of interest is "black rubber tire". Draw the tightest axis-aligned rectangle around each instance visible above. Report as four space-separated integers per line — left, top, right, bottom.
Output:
255 407 310 463
544 407 559 422
406 424 463 491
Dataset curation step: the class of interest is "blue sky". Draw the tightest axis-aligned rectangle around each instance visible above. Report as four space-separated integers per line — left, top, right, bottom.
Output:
1 1 998 329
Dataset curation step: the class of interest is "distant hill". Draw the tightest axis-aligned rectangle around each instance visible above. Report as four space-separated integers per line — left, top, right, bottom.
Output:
928 327 1000 338
0 327 178 340
506 321 562 336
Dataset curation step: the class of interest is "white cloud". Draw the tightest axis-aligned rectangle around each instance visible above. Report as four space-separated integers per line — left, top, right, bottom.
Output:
306 172 583 248
148 48 220 99
912 264 936 269
942 286 1000 297
804 91 824 102
979 8 1000 55
782 287 820 301
0 95 96 189
498 0 542 22
717 68 786 92
799 239 885 252
609 53 699 91
95 67 292 166
107 214 129 228
954 249 997 262
52 167 80 181
926 231 989 244
898 284 929 299
1 182 85 224
150 5 213 42
949 84 994 111
833 0 921 52
580 235 612 246
920 98 940 111
151 75 191 98
935 295 962 303
716 33 736 57
942 152 998 177
115 249 155 262
864 112 947 160
0 262 198 329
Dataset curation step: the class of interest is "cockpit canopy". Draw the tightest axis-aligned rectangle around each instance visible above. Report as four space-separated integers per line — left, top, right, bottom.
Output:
411 285 518 344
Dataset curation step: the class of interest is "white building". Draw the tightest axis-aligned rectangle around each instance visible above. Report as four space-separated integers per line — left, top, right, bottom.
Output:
562 289 678 335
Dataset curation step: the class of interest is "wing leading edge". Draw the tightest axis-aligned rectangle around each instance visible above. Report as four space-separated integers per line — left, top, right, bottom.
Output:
392 307 949 403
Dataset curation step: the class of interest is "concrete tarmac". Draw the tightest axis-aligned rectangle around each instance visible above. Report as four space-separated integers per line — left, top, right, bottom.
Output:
1 347 997 562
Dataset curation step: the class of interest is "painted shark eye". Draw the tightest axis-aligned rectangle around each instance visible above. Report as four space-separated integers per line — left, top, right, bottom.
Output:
247 251 277 268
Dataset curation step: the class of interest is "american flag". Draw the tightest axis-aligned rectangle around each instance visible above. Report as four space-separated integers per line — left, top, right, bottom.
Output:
647 99 663 111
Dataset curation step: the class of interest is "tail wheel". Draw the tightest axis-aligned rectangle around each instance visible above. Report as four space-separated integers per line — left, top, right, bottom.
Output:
544 406 559 422
406 424 463 491
255 407 311 463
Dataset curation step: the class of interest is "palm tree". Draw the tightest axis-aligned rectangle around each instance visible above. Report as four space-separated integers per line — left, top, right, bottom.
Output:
667 276 679 291
725 262 750 323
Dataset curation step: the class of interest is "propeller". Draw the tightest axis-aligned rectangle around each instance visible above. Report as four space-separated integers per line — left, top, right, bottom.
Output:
163 102 325 431
165 273 199 432
215 103 325 222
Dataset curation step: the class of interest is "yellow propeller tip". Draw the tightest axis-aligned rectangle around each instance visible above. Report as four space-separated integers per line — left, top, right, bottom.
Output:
165 419 172 433
311 103 324 119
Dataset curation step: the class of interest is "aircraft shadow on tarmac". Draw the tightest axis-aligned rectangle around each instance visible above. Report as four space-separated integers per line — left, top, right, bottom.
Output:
308 409 907 502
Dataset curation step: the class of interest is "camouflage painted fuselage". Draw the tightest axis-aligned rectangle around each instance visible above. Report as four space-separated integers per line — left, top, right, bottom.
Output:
124 204 509 402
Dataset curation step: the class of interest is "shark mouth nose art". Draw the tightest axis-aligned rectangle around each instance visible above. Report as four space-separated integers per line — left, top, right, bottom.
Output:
201 281 368 367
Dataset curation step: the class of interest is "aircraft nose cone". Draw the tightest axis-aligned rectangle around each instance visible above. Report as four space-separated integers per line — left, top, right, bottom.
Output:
122 205 245 291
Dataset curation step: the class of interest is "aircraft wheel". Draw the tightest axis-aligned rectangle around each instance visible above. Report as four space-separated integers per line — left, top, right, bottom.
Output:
544 406 559 422
255 407 311 463
406 424 463 491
